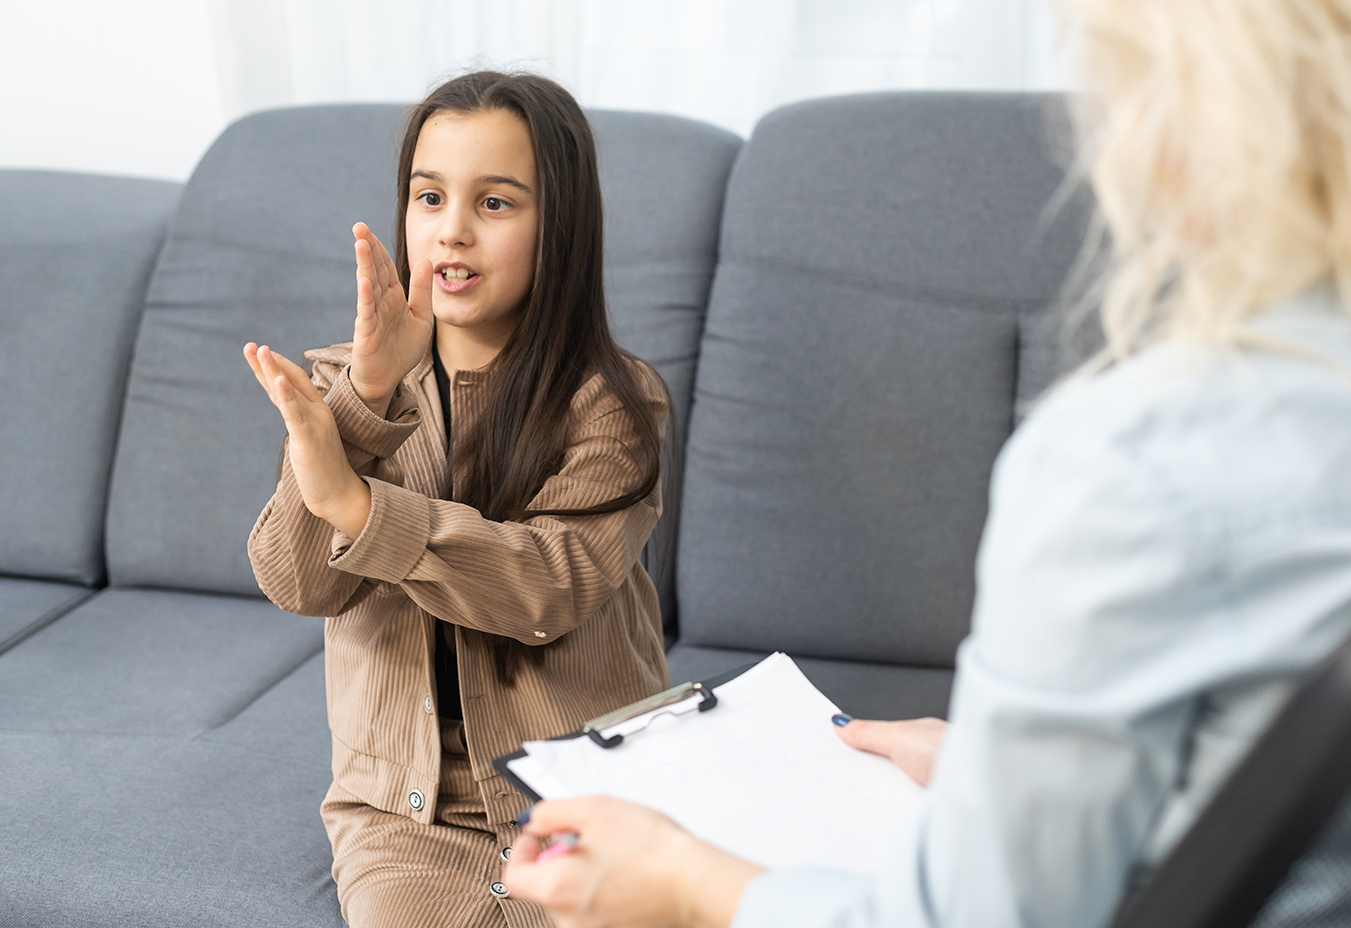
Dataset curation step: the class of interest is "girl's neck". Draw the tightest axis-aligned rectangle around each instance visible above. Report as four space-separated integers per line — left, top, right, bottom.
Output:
435 320 514 373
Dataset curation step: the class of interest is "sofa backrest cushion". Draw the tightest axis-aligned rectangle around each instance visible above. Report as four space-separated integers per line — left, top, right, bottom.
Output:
0 171 180 587
105 104 739 604
105 105 401 595
676 92 1089 667
590 111 741 631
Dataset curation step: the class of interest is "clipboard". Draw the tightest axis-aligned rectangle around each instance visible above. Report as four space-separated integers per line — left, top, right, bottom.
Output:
492 663 757 803
488 652 926 875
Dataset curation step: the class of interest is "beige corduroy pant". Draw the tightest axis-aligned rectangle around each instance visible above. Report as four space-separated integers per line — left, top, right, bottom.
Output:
321 721 553 928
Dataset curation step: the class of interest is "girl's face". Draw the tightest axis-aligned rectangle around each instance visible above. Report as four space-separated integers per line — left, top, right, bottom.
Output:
406 108 539 350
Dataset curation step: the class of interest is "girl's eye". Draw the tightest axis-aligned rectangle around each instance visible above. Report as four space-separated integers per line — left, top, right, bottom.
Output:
484 197 506 211
417 191 442 207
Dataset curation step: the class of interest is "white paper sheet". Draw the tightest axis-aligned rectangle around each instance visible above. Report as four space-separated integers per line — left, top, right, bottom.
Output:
510 653 924 875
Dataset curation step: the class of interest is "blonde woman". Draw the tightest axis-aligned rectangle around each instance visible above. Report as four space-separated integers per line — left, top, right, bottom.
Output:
499 1 1351 926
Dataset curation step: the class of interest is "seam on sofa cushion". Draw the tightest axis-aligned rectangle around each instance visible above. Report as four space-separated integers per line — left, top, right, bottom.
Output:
0 589 98 657
197 640 327 735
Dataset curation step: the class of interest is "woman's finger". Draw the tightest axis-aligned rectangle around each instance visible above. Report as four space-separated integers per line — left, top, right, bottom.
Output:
511 833 544 865
834 718 903 758
519 798 594 836
836 717 947 787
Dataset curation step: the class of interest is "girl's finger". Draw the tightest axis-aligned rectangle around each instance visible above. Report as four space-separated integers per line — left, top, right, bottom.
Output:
254 346 289 408
355 223 395 293
354 238 383 303
408 258 435 321
273 373 322 433
255 345 315 410
272 373 302 428
245 348 282 407
243 343 273 393
366 228 398 289
266 349 324 403
356 274 376 321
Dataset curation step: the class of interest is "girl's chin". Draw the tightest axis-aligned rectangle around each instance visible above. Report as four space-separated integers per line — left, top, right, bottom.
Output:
433 309 520 335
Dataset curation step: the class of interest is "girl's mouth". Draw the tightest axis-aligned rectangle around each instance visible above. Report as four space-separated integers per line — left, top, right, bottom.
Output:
435 262 480 294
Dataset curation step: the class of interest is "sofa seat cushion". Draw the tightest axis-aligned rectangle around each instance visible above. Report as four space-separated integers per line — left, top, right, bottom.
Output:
0 588 323 735
0 651 343 928
665 643 954 721
0 576 93 654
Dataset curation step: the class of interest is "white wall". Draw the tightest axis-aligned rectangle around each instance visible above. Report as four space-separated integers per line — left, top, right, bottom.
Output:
2 1 226 181
1 0 1070 183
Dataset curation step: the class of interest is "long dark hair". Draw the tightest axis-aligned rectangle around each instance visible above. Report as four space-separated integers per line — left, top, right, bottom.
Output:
393 71 668 682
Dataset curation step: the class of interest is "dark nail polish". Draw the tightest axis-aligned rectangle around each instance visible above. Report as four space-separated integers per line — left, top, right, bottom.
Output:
516 806 532 825
832 713 853 727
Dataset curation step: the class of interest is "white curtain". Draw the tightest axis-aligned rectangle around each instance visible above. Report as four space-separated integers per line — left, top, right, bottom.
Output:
208 0 1068 138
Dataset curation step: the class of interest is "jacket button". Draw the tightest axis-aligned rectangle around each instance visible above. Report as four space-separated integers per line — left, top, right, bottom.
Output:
423 694 434 714
533 631 547 638
489 881 509 898
500 846 512 861
408 789 425 811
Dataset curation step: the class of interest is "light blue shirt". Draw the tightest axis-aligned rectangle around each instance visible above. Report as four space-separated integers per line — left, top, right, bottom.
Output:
732 285 1351 928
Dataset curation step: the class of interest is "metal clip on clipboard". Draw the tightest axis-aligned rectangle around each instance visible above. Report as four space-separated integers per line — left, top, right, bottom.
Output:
582 680 718 749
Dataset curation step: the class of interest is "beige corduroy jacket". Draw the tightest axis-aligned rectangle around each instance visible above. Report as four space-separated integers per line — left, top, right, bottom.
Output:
248 342 670 826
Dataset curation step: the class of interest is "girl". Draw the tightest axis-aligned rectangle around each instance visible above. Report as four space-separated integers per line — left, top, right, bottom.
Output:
244 71 671 928
503 1 1351 926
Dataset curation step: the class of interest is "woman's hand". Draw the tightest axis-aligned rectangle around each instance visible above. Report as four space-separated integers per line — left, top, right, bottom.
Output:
503 796 764 928
835 716 949 787
349 222 435 416
243 342 371 538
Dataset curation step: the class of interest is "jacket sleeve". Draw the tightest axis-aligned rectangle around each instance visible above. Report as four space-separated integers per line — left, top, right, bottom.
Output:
247 356 423 617
324 377 668 644
731 348 1351 928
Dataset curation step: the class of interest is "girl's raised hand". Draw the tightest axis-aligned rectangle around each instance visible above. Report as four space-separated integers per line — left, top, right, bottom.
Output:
350 222 435 415
243 342 371 538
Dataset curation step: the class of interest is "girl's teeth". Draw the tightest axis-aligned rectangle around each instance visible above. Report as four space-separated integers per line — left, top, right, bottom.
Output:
443 267 471 280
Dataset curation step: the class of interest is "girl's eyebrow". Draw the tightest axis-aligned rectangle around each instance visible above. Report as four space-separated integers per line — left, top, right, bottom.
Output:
477 174 533 194
409 169 533 195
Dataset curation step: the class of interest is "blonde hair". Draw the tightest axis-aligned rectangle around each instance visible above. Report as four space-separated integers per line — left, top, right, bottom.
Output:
1058 0 1351 358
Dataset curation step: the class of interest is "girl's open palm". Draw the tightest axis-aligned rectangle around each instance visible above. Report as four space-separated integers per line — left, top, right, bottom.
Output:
243 342 371 538
350 222 435 412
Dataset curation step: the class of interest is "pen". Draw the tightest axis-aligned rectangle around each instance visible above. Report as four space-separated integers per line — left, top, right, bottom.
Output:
534 832 578 863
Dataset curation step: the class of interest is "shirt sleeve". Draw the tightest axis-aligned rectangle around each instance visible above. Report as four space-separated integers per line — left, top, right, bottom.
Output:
730 355 1351 928
247 358 422 617
325 382 668 644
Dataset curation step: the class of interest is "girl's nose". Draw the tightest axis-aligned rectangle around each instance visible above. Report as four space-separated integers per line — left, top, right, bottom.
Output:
438 201 474 248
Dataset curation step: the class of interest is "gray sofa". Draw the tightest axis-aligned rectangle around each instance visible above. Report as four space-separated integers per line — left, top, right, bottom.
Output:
0 92 1086 926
